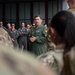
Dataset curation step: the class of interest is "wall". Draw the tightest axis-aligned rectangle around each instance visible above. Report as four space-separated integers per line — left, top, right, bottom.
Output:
0 0 67 28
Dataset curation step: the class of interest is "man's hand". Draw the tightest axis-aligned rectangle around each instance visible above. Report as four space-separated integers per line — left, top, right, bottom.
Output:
11 38 14 42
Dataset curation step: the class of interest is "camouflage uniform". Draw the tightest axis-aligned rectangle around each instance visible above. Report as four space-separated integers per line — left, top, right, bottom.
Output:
68 6 75 16
67 6 75 75
37 45 64 75
0 45 56 75
68 46 75 75
0 26 57 75
0 27 13 47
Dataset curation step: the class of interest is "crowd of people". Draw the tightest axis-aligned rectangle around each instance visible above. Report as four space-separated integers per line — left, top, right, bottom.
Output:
0 15 48 56
0 0 75 75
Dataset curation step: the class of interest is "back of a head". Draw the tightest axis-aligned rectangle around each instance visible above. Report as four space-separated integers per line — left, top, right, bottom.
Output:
51 11 75 49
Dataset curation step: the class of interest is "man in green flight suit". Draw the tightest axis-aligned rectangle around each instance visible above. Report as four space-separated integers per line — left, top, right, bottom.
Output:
29 15 47 56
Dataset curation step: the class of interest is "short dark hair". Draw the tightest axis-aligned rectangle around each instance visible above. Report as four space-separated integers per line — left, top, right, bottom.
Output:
12 23 15 26
21 21 25 24
51 11 75 50
34 15 42 19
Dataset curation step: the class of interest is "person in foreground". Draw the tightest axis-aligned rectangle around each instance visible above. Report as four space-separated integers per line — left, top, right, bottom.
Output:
0 45 56 75
38 11 75 75
0 22 56 75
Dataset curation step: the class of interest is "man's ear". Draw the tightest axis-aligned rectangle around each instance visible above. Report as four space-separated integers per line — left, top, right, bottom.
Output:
50 27 55 34
41 19 42 23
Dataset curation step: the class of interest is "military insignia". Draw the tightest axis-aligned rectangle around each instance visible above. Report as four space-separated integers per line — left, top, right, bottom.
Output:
36 30 40 33
45 30 48 33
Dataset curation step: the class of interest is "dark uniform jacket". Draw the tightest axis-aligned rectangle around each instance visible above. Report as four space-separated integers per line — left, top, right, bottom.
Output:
9 29 19 40
18 27 28 50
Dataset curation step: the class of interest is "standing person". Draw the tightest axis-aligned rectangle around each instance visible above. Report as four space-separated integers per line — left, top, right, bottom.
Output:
66 0 75 15
6 22 12 35
26 23 31 33
18 21 28 50
38 11 75 75
9 23 19 48
7 22 11 30
29 15 47 56
26 23 31 51
0 21 8 31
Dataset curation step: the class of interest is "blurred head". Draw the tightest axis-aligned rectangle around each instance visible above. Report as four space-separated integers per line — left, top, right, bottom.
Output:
32 23 35 27
0 21 3 27
11 23 15 29
21 21 25 28
7 23 11 28
66 0 75 7
34 15 42 27
26 24 31 29
50 11 75 50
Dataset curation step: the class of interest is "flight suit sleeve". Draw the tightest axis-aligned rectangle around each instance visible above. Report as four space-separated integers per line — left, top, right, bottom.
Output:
36 27 47 43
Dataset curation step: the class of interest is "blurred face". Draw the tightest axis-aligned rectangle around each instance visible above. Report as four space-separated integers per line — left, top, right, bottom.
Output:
12 24 15 28
21 22 25 27
0 22 3 27
34 17 42 26
7 23 11 28
32 23 35 27
27 24 30 29
1 22 3 25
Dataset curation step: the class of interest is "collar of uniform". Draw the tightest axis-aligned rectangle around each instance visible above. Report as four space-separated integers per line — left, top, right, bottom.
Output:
36 24 42 29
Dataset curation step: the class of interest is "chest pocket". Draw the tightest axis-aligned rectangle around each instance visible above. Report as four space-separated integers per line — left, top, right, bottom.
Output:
35 30 42 36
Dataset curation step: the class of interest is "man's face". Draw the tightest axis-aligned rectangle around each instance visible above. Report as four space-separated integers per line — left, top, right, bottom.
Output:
34 17 42 26
21 22 25 27
12 24 15 28
0 22 3 27
7 23 11 28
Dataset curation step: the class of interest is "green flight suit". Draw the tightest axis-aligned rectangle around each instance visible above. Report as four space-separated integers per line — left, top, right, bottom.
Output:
29 24 47 56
